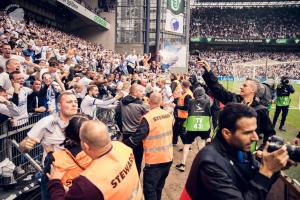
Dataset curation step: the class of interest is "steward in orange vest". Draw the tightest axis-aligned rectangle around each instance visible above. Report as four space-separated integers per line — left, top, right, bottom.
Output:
44 114 92 194
124 92 173 200
172 80 193 145
52 149 92 188
177 85 194 119
48 121 143 200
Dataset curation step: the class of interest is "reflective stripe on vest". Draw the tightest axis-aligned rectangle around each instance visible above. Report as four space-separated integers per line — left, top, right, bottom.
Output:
52 150 92 188
143 108 173 164
177 90 193 119
81 141 143 200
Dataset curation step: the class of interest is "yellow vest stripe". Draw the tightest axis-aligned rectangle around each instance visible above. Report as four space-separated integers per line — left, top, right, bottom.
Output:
145 130 173 140
144 143 173 153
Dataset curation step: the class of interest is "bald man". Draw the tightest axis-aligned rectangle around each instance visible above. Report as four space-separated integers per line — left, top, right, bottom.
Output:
115 83 149 174
199 60 275 144
48 120 143 200
124 92 174 200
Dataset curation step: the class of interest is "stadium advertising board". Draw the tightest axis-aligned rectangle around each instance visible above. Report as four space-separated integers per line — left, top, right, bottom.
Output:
190 37 300 45
57 0 110 29
165 0 184 34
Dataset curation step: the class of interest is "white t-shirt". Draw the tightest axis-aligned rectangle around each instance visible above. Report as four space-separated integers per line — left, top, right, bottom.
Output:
0 54 26 72
162 85 173 104
80 95 116 118
27 113 68 164
0 72 12 91
13 86 33 125
78 77 92 95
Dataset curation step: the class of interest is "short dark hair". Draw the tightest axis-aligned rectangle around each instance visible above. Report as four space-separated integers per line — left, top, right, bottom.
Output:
48 58 59 67
218 103 257 135
1 43 11 48
42 72 51 80
87 85 97 93
9 71 21 80
182 80 190 88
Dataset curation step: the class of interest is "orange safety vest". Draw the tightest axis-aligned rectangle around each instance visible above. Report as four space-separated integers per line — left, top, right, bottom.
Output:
177 89 194 119
172 80 182 99
81 141 143 200
52 150 93 188
143 107 173 165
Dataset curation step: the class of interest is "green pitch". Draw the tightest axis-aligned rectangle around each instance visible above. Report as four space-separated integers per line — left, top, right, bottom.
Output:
220 80 300 181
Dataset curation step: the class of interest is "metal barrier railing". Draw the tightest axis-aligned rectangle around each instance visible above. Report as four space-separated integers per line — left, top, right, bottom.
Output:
95 107 121 140
0 113 48 184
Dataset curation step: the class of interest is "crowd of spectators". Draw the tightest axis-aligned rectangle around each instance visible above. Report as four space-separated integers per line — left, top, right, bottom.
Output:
189 51 300 79
1 9 300 127
191 7 300 39
0 12 154 124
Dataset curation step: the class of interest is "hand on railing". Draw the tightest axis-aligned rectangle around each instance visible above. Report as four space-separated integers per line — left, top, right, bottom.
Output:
19 137 38 153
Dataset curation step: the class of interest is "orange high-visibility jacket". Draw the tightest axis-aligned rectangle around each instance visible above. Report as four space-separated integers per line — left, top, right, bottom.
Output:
81 141 143 200
177 89 194 119
143 107 173 165
52 150 92 187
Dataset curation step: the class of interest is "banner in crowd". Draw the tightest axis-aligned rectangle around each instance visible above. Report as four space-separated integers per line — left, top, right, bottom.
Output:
57 0 110 29
190 37 300 45
161 42 187 70
165 0 184 34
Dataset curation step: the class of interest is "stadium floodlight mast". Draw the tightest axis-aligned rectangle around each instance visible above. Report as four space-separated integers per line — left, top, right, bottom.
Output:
191 1 300 8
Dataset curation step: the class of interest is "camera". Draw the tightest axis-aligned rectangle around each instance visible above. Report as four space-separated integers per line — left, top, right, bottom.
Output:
281 77 289 85
268 136 300 162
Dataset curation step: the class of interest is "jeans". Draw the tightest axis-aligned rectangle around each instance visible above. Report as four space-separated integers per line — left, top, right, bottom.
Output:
143 161 172 200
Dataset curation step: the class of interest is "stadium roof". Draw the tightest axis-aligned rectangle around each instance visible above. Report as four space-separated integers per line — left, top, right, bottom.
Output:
192 1 300 8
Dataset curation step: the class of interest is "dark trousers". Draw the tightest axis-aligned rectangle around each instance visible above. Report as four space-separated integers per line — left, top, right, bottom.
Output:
272 105 289 128
211 109 220 130
143 161 172 200
122 133 143 175
172 118 186 145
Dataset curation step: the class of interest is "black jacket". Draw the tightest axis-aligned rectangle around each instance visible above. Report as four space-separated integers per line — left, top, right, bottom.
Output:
27 91 47 114
276 83 295 97
202 71 275 142
115 95 148 133
182 135 278 200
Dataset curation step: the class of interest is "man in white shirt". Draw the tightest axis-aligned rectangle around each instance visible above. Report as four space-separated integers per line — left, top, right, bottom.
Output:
10 71 33 126
0 43 25 70
0 87 20 122
80 85 123 119
0 43 38 73
19 92 78 162
125 49 138 74
32 39 48 63
159 79 174 114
